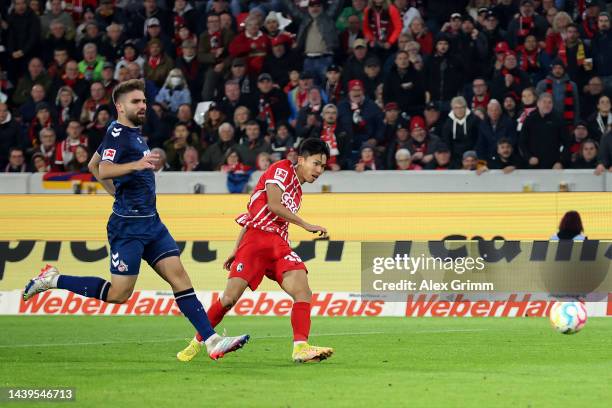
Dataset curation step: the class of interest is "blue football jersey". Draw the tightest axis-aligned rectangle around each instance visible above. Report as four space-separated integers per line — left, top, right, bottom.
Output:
96 121 156 217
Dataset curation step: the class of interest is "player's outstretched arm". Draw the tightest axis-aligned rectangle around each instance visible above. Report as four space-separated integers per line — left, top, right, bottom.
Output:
88 152 115 196
266 184 328 237
98 153 160 180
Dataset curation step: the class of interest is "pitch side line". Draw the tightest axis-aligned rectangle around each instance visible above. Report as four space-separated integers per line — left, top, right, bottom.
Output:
0 329 488 349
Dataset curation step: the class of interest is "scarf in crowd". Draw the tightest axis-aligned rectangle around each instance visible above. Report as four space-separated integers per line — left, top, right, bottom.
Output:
517 105 536 131
320 123 339 165
545 78 575 123
558 39 586 67
148 56 161 70
472 93 490 111
581 16 598 39
518 47 540 72
29 118 52 146
447 109 471 140
501 67 522 86
358 157 376 170
325 81 342 104
257 97 275 132
596 113 612 135
518 15 534 39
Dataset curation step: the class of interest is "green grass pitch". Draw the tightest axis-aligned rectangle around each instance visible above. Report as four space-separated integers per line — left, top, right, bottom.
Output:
1 316 610 407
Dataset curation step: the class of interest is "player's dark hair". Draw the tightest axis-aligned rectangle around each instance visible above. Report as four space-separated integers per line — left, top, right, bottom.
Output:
112 79 145 105
298 138 330 159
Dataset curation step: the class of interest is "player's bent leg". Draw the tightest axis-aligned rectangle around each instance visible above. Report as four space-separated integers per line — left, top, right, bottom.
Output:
153 256 249 361
281 270 334 363
105 274 138 304
23 264 114 302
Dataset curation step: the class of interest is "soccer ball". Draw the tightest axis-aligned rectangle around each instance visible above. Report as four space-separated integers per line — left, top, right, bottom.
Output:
549 301 587 334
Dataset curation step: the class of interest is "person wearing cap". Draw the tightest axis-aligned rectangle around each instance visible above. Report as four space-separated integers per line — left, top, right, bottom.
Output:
362 0 402 53
263 11 294 47
354 143 380 171
136 17 175 60
339 13 366 60
441 12 463 37
423 101 443 135
99 62 118 99
519 92 568 169
337 78 384 154
281 0 344 85
383 50 425 117
246 72 290 133
394 148 422 170
580 0 600 40
535 59 579 126
476 99 517 159
425 34 464 106
405 115 439 167
567 121 591 162
262 35 302 88
457 14 489 80
323 65 344 105
197 13 234 100
342 38 370 85
363 56 383 99
316 103 349 170
460 150 479 170
228 16 271 75
592 12 612 92
482 10 508 57
441 96 480 167
381 102 401 143
130 0 173 41
491 51 530 101
507 0 548 48
425 143 453 170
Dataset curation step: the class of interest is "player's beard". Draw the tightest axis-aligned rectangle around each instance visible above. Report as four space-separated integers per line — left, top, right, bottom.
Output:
127 110 146 126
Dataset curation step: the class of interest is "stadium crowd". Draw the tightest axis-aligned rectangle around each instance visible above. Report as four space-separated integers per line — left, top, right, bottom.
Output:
1 0 612 180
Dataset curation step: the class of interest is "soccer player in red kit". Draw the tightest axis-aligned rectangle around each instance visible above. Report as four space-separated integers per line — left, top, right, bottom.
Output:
177 139 334 363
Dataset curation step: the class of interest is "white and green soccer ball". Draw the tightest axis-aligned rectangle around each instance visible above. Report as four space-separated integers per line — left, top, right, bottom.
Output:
549 301 588 334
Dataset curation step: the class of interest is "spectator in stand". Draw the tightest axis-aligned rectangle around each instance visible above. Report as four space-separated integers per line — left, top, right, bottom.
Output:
441 96 480 166
19 85 47 126
551 211 586 240
424 101 444 135
343 38 371 87
271 123 296 161
262 36 301 89
580 0 600 41
491 51 530 101
65 145 90 173
6 0 41 82
78 43 105 82
381 102 403 146
42 21 75 66
591 12 612 93
76 22 103 55
236 120 271 167
336 0 367 33
476 99 517 159
460 150 480 171
323 64 344 106
114 42 145 81
233 105 251 141
229 16 270 76
143 39 174 89
550 23 592 91
516 34 546 84
536 59 580 127
198 13 234 101
338 79 384 156
425 34 465 108
487 137 523 172
13 58 52 108
155 69 192 114
217 80 245 120
567 122 591 164
457 15 489 81
3 147 28 172
507 0 548 48
468 78 491 111
394 148 422 170
256 152 272 171
405 115 439 168
176 103 202 142
51 60 89 103
135 17 175 60
224 58 254 97
248 73 291 135
0 103 27 168
27 102 58 150
31 152 48 173
296 88 325 141
100 62 118 99
354 143 380 171
385 120 410 168
222 148 253 193
175 40 204 103
164 123 201 171
519 92 568 169
288 71 315 125
407 17 433 55
587 94 612 142
482 10 508 57
572 139 599 169
181 146 206 171
100 23 126 63
383 50 426 117
362 57 383 100
282 0 343 85
47 47 71 81
425 143 454 170
362 0 402 57
80 81 110 124
581 76 607 120
35 127 57 169
55 119 87 170
596 130 612 175
86 105 112 155
339 14 365 62
316 103 348 170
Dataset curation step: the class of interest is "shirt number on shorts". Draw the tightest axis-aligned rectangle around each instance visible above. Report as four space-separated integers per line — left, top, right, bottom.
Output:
284 251 302 263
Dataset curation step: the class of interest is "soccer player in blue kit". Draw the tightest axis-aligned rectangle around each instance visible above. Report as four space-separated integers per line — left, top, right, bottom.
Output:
23 79 249 360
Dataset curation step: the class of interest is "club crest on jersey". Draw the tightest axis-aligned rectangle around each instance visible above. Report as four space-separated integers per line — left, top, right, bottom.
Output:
274 167 289 183
102 149 116 161
111 127 121 137
236 263 244 272
281 192 298 213
118 261 128 273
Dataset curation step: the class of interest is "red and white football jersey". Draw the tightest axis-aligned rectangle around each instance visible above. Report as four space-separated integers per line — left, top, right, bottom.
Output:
236 159 302 241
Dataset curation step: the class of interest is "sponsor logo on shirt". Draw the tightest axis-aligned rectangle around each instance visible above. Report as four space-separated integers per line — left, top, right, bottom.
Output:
274 167 288 183
281 192 299 213
102 149 116 161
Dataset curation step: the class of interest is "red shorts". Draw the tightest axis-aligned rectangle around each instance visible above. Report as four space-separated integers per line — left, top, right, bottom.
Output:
228 228 307 290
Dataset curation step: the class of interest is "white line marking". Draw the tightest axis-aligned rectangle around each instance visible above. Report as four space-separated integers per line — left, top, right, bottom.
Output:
0 329 488 349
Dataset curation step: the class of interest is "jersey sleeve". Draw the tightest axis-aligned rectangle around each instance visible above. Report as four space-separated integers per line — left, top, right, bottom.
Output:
263 161 293 192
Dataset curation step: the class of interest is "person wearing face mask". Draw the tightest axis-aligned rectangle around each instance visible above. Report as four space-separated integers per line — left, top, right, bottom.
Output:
176 40 204 101
155 69 192 114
